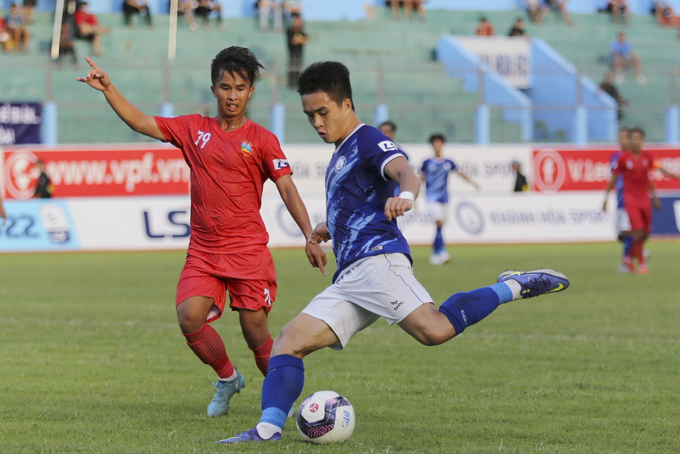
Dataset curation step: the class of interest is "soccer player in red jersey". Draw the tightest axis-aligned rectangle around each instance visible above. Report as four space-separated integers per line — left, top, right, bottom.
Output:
603 127 679 274
77 47 327 417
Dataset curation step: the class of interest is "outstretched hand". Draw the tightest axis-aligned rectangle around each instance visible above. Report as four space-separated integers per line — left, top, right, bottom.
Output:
76 57 111 91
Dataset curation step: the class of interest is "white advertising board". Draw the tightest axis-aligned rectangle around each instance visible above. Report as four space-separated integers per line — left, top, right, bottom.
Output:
455 36 532 88
1 192 616 253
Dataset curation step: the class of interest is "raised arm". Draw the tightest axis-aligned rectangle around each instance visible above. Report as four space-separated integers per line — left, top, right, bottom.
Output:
76 57 166 141
275 174 327 276
384 156 420 220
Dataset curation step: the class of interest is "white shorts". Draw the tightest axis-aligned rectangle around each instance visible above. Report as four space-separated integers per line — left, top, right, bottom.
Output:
615 208 631 235
428 201 449 223
301 253 433 350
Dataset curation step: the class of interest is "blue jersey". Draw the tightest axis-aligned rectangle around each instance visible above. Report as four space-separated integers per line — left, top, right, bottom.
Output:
326 124 411 283
610 151 624 209
420 158 458 203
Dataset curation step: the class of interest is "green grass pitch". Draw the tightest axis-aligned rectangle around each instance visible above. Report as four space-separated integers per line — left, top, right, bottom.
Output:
1 242 679 453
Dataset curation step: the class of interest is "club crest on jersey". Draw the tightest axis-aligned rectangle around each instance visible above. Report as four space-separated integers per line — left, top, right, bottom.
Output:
335 156 347 172
240 141 253 155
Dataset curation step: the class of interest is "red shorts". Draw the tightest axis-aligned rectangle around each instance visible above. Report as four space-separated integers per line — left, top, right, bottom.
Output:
176 250 277 323
625 204 652 233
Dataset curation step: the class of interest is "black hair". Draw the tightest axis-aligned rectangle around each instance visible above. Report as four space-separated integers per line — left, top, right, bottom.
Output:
379 120 397 133
297 61 354 111
429 133 446 144
630 126 645 137
211 46 264 86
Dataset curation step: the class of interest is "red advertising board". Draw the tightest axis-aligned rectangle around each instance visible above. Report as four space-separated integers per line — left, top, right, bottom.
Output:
532 147 680 192
2 145 190 199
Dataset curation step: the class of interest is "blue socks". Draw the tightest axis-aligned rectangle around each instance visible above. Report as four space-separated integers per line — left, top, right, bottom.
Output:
433 226 444 254
439 283 512 336
622 235 633 258
259 354 305 430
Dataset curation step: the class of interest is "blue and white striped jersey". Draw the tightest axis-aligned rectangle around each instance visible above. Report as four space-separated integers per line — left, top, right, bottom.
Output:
420 158 458 203
325 124 411 282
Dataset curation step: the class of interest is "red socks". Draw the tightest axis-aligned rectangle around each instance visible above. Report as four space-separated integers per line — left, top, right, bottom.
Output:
250 336 273 377
184 324 234 379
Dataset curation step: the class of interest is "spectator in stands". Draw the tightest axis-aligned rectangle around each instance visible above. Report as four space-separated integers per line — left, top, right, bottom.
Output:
22 0 36 24
123 0 152 28
286 14 307 89
0 13 13 52
511 160 529 192
610 32 645 83
194 0 224 30
57 22 77 66
609 0 629 25
543 0 574 26
475 17 494 36
599 72 628 120
404 0 425 22
526 0 549 24
282 0 301 26
390 0 404 21
508 17 526 36
258 0 282 32
74 2 110 56
177 0 198 31
653 1 677 27
5 3 30 52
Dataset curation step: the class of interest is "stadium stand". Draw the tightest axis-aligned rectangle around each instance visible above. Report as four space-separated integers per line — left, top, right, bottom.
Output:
2 7 679 144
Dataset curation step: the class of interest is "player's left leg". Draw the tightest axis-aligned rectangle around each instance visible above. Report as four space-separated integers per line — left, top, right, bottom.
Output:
228 277 277 376
400 269 569 343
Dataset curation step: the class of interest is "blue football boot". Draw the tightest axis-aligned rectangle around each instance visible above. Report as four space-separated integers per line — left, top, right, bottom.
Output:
498 269 569 299
216 428 282 444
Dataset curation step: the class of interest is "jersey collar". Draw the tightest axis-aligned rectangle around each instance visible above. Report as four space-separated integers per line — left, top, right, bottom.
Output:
334 123 365 153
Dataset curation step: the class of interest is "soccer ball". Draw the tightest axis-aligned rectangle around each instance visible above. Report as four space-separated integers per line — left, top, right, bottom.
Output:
296 390 355 444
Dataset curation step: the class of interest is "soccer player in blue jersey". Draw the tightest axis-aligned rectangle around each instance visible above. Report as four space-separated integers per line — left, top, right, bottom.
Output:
218 61 570 443
420 133 480 265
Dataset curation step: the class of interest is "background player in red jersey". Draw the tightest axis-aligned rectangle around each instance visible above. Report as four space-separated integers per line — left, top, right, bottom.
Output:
603 127 679 274
77 47 326 417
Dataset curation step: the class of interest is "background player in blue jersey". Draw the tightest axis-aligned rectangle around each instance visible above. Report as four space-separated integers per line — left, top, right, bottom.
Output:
218 61 570 444
420 133 480 265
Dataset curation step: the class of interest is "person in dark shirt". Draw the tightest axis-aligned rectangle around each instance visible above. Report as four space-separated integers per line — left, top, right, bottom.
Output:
34 160 53 198
508 18 526 36
599 72 627 120
286 14 307 89
512 160 529 192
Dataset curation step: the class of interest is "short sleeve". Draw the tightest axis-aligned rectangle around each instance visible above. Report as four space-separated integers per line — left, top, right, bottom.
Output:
154 114 197 149
613 156 624 175
448 159 458 172
420 160 428 175
260 134 293 182
358 131 406 180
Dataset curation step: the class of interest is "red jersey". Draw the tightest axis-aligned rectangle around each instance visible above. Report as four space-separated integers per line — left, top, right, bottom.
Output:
614 151 658 208
74 10 98 26
155 115 292 255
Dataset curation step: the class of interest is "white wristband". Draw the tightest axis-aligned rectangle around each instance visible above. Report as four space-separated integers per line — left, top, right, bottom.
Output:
399 191 415 203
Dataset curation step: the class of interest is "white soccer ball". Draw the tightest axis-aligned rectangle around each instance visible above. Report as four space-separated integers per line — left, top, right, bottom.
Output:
296 390 355 444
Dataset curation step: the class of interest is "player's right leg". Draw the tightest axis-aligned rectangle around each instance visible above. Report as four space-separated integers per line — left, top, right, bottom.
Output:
176 260 243 417
217 313 341 444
